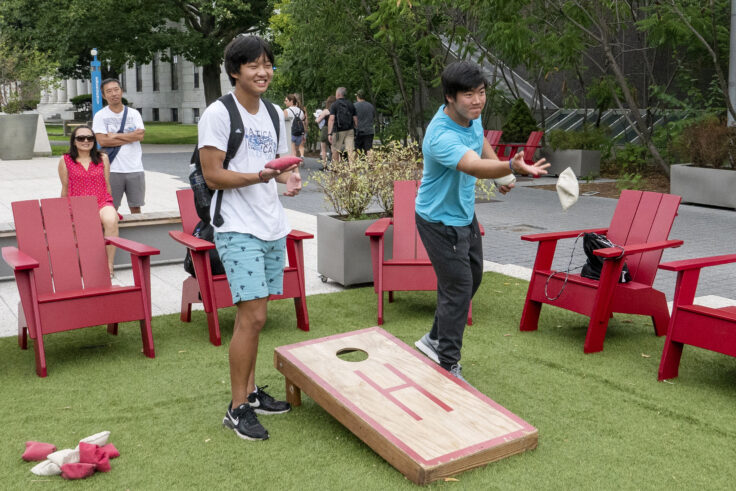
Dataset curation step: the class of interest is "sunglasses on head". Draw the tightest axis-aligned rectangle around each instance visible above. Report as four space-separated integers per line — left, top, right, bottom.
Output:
75 135 95 142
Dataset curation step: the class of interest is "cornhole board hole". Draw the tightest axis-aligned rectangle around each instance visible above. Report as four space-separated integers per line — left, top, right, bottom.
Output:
274 327 538 484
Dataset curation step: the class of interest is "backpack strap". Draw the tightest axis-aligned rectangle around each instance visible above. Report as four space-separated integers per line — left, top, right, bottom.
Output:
212 94 245 227
262 97 281 149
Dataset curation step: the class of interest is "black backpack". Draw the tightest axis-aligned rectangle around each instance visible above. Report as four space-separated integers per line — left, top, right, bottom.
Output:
333 99 354 131
189 94 281 227
290 108 305 136
580 232 632 283
183 220 225 277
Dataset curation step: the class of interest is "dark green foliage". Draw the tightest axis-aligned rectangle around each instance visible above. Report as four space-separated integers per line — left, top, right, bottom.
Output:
547 125 612 155
502 99 538 143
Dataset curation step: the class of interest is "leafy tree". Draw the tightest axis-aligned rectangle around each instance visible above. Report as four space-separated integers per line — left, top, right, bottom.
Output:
0 0 271 106
0 36 59 113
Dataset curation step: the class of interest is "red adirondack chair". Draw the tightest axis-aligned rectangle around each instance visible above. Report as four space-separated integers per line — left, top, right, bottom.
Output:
519 190 683 353
169 189 313 346
657 254 736 380
365 180 483 325
1 197 159 377
496 131 543 165
483 130 503 151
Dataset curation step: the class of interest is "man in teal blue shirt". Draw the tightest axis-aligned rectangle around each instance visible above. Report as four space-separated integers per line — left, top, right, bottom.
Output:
414 61 549 383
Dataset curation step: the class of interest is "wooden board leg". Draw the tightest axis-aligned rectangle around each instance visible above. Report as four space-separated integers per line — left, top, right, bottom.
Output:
285 377 302 407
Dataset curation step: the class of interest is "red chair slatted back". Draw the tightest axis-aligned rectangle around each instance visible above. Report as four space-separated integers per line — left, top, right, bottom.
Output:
484 130 502 148
606 190 681 285
523 131 544 164
12 197 110 295
391 180 429 261
176 189 200 235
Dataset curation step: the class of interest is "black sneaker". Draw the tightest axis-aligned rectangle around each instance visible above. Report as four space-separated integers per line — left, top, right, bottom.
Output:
223 403 269 441
248 385 291 415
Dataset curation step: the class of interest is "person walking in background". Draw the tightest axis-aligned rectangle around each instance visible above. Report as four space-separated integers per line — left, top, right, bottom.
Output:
413 61 549 383
284 94 307 158
354 89 375 153
316 95 336 165
327 87 357 163
58 126 119 275
92 78 146 214
198 35 301 441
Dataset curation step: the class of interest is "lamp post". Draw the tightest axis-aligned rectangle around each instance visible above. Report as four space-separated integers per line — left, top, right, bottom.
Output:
90 48 102 118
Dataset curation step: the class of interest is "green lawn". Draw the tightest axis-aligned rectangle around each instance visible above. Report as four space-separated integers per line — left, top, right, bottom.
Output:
45 122 197 145
2 272 735 489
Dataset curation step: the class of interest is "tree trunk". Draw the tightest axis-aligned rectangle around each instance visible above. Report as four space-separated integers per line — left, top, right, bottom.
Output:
202 62 223 107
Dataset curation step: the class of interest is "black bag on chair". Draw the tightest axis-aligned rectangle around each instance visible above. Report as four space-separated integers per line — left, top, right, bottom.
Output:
580 232 632 283
183 220 225 278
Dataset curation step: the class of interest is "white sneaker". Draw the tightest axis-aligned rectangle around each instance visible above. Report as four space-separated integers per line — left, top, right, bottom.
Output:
415 333 440 364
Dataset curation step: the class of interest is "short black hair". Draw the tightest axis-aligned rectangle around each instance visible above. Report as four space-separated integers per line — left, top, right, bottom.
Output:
441 61 488 104
100 78 121 92
224 35 274 86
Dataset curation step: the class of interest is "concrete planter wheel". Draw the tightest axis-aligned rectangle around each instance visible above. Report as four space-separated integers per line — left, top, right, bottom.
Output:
541 148 601 177
0 113 39 160
317 212 393 287
670 163 736 209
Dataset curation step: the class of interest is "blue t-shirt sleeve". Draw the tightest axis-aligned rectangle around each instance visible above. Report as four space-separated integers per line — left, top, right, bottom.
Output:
424 131 473 170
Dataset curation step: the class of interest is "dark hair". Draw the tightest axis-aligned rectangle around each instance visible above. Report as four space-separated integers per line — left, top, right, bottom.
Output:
100 78 121 92
441 61 488 104
224 35 274 86
286 93 305 113
68 125 103 164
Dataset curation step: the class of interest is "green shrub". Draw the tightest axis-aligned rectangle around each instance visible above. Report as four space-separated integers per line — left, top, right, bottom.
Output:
547 125 612 155
609 144 651 175
501 99 538 142
673 115 735 169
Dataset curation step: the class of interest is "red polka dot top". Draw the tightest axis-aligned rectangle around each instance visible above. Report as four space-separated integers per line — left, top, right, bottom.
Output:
63 154 114 210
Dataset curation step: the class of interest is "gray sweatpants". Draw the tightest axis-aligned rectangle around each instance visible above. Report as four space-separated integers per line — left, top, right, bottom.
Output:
415 212 483 367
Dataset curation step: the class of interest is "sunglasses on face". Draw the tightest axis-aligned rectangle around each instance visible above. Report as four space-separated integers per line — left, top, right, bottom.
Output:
75 135 95 142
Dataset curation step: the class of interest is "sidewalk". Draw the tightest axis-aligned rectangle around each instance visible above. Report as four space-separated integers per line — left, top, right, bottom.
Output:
1 149 734 338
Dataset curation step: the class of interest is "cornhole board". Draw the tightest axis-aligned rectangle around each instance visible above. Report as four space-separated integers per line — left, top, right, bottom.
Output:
274 327 538 484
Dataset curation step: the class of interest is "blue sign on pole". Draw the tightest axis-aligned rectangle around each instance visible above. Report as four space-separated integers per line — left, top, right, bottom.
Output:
90 48 102 118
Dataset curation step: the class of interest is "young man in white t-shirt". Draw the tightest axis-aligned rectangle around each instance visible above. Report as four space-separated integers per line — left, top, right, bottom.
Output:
198 35 302 441
92 79 146 213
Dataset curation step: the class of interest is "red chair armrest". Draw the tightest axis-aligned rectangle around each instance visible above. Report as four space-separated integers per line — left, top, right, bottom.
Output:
593 239 683 258
287 229 314 241
521 228 608 242
106 236 160 256
1 247 40 271
365 218 392 237
659 253 736 272
168 230 215 252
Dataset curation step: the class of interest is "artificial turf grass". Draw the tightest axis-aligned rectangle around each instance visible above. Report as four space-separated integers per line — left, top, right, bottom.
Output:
1 271 735 489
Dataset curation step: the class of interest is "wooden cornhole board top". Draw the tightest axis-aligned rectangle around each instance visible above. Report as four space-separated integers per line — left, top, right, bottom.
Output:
274 327 538 484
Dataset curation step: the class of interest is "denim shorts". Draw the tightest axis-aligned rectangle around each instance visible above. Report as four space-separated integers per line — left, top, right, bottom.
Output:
214 232 286 303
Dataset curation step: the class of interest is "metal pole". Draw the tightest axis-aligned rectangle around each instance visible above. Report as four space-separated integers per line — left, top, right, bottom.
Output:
729 0 736 126
90 48 102 118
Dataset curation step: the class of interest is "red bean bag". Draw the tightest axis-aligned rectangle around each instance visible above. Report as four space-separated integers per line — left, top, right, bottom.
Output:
22 441 57 462
265 156 302 171
60 462 95 480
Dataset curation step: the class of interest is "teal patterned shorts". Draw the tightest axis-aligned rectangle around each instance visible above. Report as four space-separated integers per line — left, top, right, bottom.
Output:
214 232 286 303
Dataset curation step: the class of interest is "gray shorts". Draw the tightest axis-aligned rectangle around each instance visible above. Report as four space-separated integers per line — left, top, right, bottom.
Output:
110 171 145 208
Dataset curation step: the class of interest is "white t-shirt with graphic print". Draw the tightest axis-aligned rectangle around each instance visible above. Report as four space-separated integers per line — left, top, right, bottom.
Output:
92 105 145 173
197 92 290 241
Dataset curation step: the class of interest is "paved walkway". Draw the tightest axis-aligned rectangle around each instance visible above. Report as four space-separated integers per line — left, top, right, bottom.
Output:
1 145 734 338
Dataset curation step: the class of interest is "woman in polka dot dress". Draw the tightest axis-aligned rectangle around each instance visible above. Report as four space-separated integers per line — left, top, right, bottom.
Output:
58 125 119 275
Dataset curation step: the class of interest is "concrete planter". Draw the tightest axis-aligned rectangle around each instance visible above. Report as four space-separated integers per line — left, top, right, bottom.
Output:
0 113 39 160
670 163 736 209
317 212 392 287
541 148 601 177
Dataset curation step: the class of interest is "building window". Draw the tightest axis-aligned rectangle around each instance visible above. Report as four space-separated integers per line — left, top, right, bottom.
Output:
171 108 178 122
152 108 159 121
193 66 200 89
135 64 142 92
171 54 179 91
152 56 159 91
192 107 200 122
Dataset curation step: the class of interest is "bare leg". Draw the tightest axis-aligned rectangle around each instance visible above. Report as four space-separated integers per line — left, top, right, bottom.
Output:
129 206 141 214
99 206 119 273
230 297 269 407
